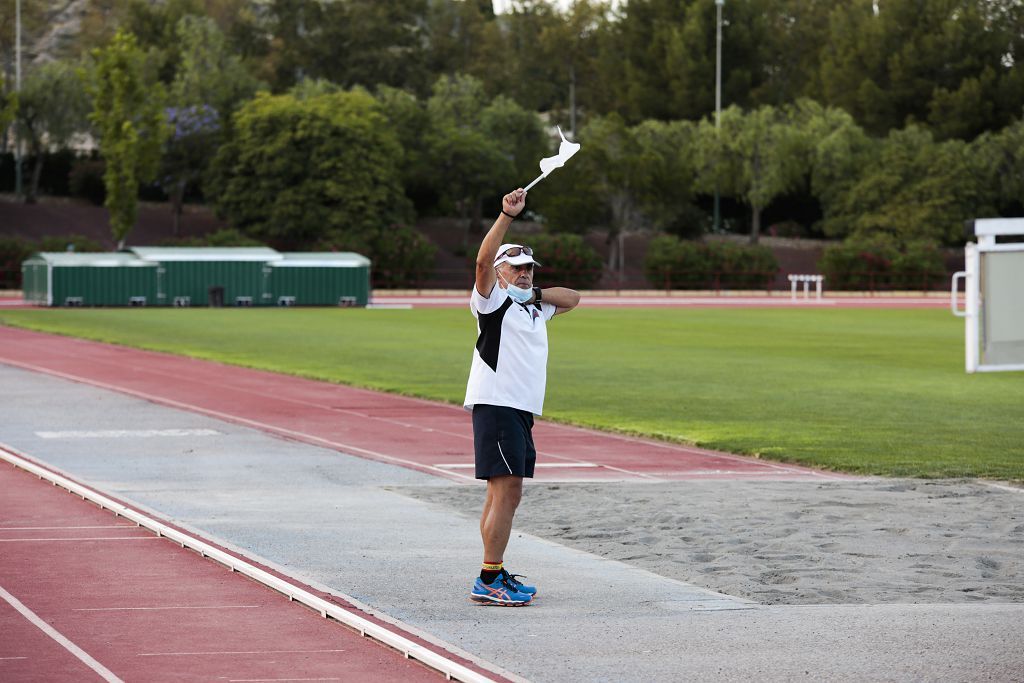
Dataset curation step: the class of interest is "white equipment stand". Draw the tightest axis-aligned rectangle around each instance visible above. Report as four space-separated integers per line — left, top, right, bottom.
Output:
951 218 1024 373
788 274 824 301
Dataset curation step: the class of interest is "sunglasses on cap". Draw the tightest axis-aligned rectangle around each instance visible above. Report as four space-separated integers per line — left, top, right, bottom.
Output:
498 246 533 259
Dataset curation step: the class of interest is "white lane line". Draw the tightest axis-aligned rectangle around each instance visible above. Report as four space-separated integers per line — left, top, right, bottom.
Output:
0 656 29 660
138 649 348 657
0 525 132 530
36 429 220 439
0 537 159 542
74 605 261 612
0 584 123 682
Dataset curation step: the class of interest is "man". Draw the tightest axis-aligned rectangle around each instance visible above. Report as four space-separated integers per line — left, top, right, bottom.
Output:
464 188 581 606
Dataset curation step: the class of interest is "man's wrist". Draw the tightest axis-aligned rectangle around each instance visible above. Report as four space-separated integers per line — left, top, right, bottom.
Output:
500 209 516 220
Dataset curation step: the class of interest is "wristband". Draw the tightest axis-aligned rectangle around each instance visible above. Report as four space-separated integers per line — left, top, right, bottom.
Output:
532 287 542 303
501 209 516 220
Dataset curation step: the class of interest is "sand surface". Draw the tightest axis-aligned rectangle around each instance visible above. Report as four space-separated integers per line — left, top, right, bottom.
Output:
396 478 1024 605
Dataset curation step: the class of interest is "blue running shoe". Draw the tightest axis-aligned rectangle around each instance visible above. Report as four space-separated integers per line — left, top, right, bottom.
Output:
470 574 532 606
500 568 537 597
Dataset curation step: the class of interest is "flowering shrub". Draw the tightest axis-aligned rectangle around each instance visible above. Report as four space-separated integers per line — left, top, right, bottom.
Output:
819 234 945 290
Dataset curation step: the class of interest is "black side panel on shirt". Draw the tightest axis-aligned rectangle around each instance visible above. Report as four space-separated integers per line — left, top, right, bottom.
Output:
476 297 514 372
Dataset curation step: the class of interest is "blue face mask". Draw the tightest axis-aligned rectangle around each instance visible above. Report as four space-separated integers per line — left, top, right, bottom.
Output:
506 283 532 303
499 272 533 303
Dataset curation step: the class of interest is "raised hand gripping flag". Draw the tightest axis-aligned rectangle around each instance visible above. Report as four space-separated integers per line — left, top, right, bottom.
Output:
524 126 581 192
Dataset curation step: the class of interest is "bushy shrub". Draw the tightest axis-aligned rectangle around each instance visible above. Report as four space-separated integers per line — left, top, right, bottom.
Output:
891 240 947 290
69 159 106 205
0 237 35 289
819 234 945 290
644 236 778 289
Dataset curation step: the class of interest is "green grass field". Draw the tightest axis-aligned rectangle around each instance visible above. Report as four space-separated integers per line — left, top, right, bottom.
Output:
2 306 1021 481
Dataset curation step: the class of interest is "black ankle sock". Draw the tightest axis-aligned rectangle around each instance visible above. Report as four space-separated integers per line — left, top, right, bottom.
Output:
480 569 501 584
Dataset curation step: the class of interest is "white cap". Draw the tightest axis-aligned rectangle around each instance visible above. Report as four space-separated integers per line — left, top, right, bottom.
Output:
493 243 542 267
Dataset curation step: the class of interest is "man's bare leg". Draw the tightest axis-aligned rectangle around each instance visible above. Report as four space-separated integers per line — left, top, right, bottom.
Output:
480 475 523 565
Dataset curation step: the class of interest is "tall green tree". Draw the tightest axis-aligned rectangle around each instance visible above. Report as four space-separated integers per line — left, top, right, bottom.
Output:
537 0 606 134
820 0 1024 139
786 99 875 237
696 104 808 243
14 61 91 203
162 15 262 234
87 30 169 247
425 74 507 224
209 89 410 249
631 119 702 236
572 114 645 273
830 125 982 245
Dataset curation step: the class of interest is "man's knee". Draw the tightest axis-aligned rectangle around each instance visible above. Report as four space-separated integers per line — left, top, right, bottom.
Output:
489 475 523 507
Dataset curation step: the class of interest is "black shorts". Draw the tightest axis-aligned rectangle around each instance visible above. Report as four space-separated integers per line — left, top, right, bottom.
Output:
472 404 536 480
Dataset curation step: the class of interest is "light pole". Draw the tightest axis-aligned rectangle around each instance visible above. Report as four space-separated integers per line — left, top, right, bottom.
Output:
713 0 723 233
14 0 23 198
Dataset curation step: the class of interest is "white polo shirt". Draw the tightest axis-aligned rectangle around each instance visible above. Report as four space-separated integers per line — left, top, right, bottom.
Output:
464 284 558 416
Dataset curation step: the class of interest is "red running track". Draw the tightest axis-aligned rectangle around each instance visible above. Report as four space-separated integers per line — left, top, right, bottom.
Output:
0 457 495 683
0 326 843 482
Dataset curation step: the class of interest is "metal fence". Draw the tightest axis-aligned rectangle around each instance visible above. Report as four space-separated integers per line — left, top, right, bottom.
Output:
370 268 956 294
0 267 957 296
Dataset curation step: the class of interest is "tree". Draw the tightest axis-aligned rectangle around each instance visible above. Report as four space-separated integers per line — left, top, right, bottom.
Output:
970 119 1024 219
631 119 701 237
14 61 90 203
209 89 410 249
571 114 646 274
0 72 15 133
786 99 875 238
87 30 169 248
162 15 262 235
696 104 807 243
820 0 1024 139
424 74 534 240
830 125 983 245
536 0 606 133
375 84 435 210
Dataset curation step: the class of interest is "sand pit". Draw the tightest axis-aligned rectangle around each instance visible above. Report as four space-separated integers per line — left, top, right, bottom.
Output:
397 478 1024 605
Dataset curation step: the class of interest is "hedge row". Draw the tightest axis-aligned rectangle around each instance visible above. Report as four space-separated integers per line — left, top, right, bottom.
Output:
817 235 947 290
644 236 779 290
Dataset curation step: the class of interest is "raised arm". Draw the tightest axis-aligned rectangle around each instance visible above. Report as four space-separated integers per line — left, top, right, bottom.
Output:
475 189 526 297
536 286 580 316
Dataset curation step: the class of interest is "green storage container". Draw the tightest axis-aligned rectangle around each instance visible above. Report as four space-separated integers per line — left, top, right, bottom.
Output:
268 252 371 306
21 253 159 307
130 247 281 307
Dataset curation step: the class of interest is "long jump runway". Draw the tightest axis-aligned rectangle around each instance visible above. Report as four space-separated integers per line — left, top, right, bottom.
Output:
0 326 839 483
